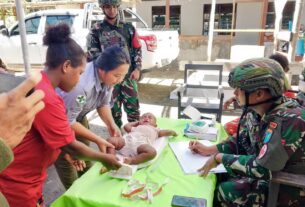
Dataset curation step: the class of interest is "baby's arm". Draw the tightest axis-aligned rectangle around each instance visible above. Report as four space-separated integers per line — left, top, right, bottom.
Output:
123 121 139 133
158 129 178 137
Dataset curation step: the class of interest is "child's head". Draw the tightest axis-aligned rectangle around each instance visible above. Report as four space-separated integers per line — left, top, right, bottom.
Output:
139 113 157 127
269 53 289 73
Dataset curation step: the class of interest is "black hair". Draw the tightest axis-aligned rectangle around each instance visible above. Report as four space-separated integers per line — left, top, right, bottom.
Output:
94 45 130 72
43 23 85 69
269 53 289 72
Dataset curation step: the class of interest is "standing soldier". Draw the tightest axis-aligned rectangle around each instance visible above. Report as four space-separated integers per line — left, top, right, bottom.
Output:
87 0 142 128
190 58 305 207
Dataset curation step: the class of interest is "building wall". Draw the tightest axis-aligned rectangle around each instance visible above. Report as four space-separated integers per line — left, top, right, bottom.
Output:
123 0 305 61
234 2 263 45
133 0 236 35
128 0 305 36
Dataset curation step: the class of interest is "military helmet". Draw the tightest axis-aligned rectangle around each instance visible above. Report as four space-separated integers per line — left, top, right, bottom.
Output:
98 0 121 6
228 58 285 97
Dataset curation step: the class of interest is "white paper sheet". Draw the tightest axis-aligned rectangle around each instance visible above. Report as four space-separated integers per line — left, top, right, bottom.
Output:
182 105 202 121
169 140 226 174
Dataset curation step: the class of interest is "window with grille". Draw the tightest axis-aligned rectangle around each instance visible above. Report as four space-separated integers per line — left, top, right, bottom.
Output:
265 1 295 29
152 5 181 32
202 3 236 36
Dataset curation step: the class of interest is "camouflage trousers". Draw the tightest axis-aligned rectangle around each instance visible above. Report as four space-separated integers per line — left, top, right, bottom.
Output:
54 116 92 190
215 177 268 207
112 78 140 128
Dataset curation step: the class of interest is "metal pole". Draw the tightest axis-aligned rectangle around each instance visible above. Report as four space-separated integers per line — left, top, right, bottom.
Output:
207 0 216 62
15 0 31 75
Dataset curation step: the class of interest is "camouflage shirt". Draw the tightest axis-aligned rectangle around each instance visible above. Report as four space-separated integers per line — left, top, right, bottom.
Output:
86 19 142 77
217 109 262 156
219 99 305 206
297 92 305 105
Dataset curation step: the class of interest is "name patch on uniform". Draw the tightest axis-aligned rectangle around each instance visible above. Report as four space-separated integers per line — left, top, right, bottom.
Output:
263 129 273 143
76 95 86 104
258 144 268 159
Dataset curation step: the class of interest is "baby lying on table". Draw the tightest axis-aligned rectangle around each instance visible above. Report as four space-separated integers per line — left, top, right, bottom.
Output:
107 113 177 165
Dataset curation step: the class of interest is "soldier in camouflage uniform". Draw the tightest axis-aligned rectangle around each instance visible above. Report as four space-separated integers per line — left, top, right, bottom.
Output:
87 0 142 128
190 58 305 207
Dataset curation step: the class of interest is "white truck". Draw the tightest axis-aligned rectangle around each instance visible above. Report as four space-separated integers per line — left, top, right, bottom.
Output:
0 5 179 70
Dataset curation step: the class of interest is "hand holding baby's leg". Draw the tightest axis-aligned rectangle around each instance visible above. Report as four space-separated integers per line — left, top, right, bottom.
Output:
107 137 125 154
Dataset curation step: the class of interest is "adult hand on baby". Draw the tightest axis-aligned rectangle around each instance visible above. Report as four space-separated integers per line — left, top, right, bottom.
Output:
97 138 115 153
109 136 125 150
189 141 210 156
108 123 122 137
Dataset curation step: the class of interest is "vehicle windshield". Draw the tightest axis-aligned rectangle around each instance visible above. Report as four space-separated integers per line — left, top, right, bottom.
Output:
46 15 75 28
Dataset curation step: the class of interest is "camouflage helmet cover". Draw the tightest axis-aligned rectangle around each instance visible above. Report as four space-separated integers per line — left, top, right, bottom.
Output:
228 58 285 97
98 0 121 6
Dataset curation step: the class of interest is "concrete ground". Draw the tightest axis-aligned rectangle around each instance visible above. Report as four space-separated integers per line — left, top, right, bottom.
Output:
42 64 239 206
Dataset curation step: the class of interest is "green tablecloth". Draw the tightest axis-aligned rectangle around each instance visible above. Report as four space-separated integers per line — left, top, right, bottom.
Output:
51 118 228 207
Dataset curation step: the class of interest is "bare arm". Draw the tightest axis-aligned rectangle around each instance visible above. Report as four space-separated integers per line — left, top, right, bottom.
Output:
61 140 121 170
158 129 177 137
97 106 121 137
123 121 139 133
71 122 114 153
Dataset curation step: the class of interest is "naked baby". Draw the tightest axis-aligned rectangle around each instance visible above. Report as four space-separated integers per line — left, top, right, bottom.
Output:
107 113 177 165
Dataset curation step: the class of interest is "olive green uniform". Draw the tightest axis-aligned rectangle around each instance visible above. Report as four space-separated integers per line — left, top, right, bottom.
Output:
0 139 13 207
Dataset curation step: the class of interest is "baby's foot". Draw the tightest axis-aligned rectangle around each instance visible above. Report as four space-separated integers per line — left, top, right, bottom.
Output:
124 157 133 165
